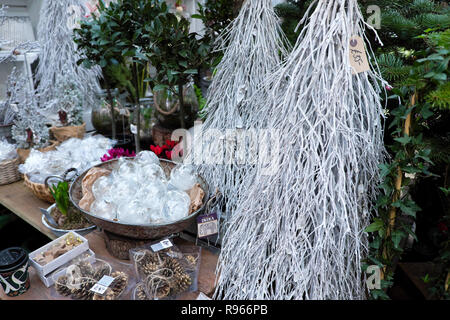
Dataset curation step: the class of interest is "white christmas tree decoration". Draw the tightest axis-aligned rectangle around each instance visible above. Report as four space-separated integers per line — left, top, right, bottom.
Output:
45 73 84 127
189 0 290 224
11 72 50 149
214 0 387 300
35 0 101 113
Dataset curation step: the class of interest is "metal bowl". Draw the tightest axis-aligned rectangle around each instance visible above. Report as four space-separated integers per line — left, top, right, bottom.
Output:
41 204 97 238
68 158 209 240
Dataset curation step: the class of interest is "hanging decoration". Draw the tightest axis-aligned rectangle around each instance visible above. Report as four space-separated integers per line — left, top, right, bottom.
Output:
35 0 101 114
188 0 290 225
214 0 387 300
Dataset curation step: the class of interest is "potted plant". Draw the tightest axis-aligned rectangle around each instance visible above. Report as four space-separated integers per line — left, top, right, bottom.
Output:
192 0 235 96
73 0 134 142
145 8 210 143
75 0 169 152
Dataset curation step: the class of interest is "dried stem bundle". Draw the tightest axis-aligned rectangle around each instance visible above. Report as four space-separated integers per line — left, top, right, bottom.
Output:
189 0 290 224
214 0 387 300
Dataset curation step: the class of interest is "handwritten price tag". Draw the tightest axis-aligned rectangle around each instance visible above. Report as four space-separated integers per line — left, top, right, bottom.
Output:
349 36 370 74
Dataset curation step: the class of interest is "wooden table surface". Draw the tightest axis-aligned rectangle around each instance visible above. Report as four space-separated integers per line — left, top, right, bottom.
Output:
0 181 218 300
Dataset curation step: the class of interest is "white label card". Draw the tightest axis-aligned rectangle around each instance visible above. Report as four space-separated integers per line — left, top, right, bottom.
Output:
89 275 115 295
151 239 173 252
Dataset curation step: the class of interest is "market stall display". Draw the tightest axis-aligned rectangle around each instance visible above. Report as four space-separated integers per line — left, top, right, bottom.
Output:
0 0 447 302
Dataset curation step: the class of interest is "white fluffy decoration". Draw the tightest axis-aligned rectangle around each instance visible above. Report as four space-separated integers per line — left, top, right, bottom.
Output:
19 135 115 184
188 0 290 224
214 0 386 300
35 0 101 113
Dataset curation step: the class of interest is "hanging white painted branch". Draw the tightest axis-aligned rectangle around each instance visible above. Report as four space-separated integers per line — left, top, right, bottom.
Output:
35 0 101 114
188 0 290 225
214 0 387 300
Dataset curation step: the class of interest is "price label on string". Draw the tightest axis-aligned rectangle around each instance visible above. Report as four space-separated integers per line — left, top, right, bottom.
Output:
151 239 173 252
197 212 219 239
349 36 370 74
89 275 115 295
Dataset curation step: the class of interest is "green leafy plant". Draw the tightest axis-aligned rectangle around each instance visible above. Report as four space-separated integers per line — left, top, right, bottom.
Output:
49 181 70 216
146 10 210 129
75 0 169 151
365 22 449 299
73 0 131 140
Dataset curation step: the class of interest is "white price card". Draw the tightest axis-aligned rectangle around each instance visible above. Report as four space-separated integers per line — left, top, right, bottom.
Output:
89 275 115 295
151 239 173 252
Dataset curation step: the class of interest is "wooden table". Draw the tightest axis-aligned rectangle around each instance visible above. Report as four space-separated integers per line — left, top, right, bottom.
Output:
0 181 218 300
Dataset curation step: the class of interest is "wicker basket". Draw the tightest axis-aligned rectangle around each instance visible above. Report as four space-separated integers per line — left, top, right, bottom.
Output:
0 157 21 185
17 140 60 164
49 123 86 143
23 174 55 203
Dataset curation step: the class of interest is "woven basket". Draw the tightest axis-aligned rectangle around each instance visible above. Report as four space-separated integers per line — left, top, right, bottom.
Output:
17 140 60 164
0 157 21 185
23 173 55 203
49 123 86 143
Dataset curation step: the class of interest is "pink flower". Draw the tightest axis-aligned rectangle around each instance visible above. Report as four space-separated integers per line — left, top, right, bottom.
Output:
101 148 135 162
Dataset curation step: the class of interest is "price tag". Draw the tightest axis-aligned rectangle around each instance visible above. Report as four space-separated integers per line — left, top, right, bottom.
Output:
119 108 127 116
151 239 173 252
197 212 219 239
89 275 115 295
130 124 137 135
349 36 370 74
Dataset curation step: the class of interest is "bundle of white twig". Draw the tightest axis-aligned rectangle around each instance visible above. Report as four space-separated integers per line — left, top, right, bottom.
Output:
188 0 290 225
214 0 387 300
35 0 100 112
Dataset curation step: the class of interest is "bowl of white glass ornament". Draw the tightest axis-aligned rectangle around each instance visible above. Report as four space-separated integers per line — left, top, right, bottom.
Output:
68 151 209 240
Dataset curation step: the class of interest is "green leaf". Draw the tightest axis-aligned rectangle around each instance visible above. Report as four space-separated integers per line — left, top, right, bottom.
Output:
391 230 405 250
365 219 384 233
153 84 168 91
370 289 390 300
183 69 198 74
420 105 434 119
432 73 447 81
394 135 412 145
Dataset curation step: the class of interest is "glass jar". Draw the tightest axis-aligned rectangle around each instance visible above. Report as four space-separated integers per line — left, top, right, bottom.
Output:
91 89 130 137
130 96 157 146
153 83 199 130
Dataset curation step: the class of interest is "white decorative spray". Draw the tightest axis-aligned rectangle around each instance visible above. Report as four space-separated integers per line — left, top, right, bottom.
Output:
188 0 290 226
214 0 387 300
